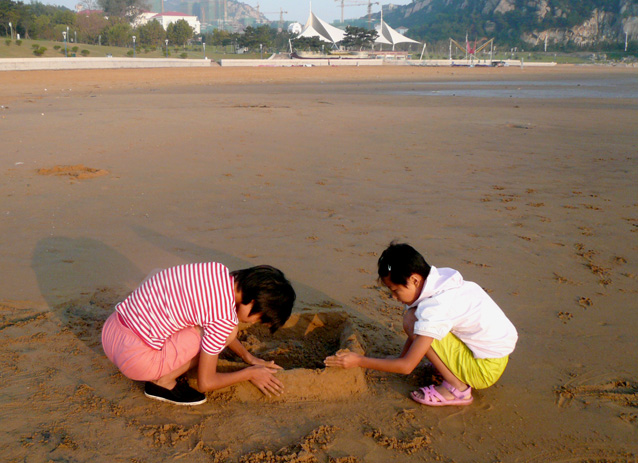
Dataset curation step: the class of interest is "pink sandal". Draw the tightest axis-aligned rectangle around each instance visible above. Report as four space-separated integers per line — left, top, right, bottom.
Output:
410 381 473 406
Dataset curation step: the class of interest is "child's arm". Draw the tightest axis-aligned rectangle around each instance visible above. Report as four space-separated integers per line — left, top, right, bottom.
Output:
325 335 433 375
399 336 414 358
197 351 283 396
227 338 283 370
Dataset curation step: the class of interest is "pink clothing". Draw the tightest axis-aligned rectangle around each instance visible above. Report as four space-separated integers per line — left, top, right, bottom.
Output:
115 262 238 356
101 312 202 381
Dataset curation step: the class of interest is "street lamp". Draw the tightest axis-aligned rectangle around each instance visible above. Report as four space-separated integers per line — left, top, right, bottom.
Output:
132 35 136 57
62 30 67 57
260 43 263 59
203 42 206 59
8 22 12 41
165 39 168 58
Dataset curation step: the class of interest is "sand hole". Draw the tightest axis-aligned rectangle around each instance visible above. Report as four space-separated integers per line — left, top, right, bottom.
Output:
213 311 367 402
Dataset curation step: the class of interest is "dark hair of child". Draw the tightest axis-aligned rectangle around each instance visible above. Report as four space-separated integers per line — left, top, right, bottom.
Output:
378 242 432 285
230 265 296 333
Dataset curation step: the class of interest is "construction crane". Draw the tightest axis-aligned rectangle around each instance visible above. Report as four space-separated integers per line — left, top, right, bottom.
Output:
334 0 379 28
255 4 287 30
216 0 228 31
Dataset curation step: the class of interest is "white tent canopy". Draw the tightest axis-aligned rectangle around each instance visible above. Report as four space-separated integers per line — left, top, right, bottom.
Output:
375 11 419 50
298 8 345 46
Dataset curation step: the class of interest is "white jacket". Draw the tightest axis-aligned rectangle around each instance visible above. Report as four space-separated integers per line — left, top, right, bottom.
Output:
409 266 518 359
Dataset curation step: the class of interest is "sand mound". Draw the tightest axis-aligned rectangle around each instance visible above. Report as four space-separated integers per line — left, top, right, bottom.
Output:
212 311 368 402
37 164 108 179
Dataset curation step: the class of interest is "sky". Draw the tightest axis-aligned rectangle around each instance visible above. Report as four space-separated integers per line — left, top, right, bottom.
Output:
38 0 414 25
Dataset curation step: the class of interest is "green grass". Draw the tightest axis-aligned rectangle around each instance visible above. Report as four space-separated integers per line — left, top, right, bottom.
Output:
0 37 265 61
3 38 634 64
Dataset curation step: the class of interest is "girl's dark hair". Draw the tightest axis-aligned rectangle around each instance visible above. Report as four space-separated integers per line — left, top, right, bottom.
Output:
230 265 295 333
377 242 431 285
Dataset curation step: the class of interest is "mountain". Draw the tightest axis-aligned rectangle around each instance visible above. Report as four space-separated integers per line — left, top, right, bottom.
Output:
162 0 268 29
379 0 638 48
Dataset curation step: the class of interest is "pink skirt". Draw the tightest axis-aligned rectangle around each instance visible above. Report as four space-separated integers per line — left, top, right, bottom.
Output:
101 312 202 381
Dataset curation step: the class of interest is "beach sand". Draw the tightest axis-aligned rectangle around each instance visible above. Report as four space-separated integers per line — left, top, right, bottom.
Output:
1 64 637 462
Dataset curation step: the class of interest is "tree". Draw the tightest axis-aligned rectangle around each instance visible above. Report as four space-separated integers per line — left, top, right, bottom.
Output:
239 25 275 51
17 3 35 39
103 18 131 46
166 19 193 47
293 36 325 52
51 9 76 27
137 18 165 47
32 14 55 40
76 11 108 43
341 26 378 50
202 28 232 46
98 0 147 19
0 0 19 37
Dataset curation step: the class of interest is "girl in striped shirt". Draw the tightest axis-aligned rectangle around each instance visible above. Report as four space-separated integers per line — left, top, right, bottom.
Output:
102 263 296 405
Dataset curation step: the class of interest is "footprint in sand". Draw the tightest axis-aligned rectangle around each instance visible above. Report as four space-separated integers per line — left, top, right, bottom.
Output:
37 164 108 180
557 311 573 323
556 380 638 411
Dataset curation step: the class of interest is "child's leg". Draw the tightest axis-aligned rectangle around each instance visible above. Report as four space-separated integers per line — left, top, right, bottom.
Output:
152 325 238 390
420 348 470 400
152 356 199 389
102 312 202 388
402 310 469 400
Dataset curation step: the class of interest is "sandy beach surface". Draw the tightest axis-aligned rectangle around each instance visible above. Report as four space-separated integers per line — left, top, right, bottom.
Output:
1 64 637 462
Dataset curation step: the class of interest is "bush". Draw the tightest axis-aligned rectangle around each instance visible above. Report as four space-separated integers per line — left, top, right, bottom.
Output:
72 46 79 53
5 39 10 46
81 49 90 56
16 40 22 46
53 45 61 50
126 49 134 56
32 44 40 49
180 52 187 59
33 46 47 56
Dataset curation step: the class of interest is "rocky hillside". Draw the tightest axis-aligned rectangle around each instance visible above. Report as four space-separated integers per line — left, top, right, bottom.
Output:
381 0 638 48
164 0 268 28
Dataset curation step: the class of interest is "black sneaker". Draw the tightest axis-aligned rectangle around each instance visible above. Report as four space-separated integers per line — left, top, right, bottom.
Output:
144 381 206 406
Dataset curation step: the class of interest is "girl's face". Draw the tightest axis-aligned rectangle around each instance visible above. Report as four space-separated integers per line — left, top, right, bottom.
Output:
381 274 423 306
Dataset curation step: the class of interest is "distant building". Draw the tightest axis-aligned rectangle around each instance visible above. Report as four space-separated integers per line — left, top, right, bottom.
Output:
76 9 104 16
133 11 159 28
137 11 201 34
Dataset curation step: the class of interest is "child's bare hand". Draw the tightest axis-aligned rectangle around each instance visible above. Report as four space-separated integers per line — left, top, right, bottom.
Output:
247 355 283 370
324 351 362 369
248 365 284 396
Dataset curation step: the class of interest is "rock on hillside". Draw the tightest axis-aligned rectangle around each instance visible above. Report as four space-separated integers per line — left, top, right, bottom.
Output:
380 0 638 47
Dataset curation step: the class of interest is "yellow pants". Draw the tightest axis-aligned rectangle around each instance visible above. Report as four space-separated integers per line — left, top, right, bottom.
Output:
431 333 509 390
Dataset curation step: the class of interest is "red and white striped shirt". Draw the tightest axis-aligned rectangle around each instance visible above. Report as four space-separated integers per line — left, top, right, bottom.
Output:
115 262 238 355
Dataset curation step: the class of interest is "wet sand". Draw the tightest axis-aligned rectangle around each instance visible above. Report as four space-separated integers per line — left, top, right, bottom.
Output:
1 65 637 462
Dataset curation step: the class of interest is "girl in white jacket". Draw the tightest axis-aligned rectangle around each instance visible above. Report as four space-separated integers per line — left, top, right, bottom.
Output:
325 242 518 406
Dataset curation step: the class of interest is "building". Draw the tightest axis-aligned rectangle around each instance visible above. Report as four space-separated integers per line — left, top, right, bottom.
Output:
139 11 201 34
